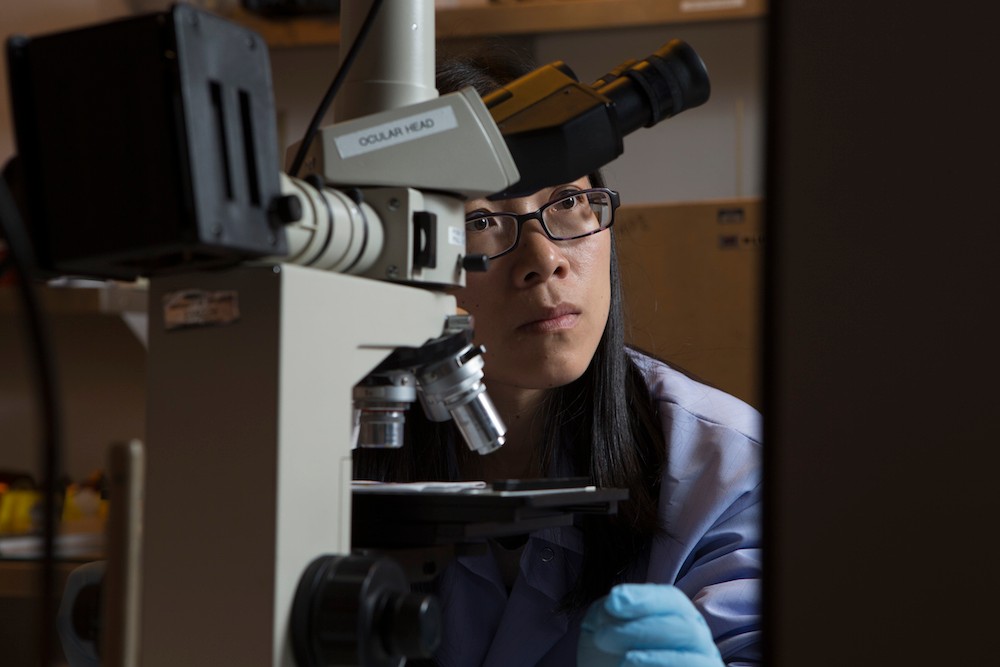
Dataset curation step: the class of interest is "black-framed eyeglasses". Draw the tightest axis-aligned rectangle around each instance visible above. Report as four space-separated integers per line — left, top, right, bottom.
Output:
465 187 621 260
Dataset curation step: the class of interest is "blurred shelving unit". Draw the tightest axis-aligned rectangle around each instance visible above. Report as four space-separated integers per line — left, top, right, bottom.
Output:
0 282 147 317
221 0 768 48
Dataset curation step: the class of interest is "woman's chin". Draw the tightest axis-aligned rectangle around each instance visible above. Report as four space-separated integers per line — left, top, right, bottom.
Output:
489 362 589 392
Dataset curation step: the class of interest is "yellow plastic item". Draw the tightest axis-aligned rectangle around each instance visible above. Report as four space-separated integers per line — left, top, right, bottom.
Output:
0 489 42 534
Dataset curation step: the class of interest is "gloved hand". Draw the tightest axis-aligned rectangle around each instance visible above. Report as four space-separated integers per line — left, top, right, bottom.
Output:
578 583 724 667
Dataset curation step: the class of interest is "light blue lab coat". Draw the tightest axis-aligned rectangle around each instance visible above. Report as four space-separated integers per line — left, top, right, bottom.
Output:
428 352 763 666
58 355 761 667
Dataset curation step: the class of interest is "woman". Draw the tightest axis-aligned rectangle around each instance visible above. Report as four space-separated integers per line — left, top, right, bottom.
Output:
354 48 762 667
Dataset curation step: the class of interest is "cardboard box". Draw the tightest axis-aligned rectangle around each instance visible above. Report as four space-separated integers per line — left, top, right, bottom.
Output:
615 198 763 408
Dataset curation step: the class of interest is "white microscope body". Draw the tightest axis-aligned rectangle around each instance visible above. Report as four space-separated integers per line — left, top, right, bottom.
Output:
140 2 515 665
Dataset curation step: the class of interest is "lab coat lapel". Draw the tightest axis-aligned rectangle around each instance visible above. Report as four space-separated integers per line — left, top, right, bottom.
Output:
481 529 584 666
432 549 508 666
481 576 570 667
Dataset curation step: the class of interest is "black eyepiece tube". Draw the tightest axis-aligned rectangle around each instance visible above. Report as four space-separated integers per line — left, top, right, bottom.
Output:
483 39 711 199
592 39 711 136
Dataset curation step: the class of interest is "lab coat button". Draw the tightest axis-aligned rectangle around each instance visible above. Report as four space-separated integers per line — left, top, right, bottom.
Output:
541 547 555 563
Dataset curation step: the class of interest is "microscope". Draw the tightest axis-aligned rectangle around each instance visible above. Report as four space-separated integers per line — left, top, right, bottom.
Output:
5 1 710 665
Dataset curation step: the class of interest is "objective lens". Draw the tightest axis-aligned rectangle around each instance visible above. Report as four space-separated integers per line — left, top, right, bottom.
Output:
356 408 408 449
353 372 417 449
416 345 507 455
449 390 506 455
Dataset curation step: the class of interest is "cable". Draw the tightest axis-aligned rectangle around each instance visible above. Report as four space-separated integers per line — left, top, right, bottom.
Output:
0 175 63 667
287 0 385 177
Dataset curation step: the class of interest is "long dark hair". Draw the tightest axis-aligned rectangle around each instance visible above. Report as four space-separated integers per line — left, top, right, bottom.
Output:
353 43 667 611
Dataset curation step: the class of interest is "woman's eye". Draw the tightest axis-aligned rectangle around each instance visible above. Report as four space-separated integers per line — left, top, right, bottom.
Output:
554 192 583 210
466 217 495 232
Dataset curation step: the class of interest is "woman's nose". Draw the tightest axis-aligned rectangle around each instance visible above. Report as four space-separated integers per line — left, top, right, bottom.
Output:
512 221 568 285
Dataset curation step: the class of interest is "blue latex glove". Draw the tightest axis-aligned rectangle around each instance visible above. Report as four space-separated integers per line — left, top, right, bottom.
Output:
578 583 724 667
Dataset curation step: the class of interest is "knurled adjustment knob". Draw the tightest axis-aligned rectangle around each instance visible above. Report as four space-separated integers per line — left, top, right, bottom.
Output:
291 554 442 667
270 194 302 225
462 253 490 272
376 591 441 659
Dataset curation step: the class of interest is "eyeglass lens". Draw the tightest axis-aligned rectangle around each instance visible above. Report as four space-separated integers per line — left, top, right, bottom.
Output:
466 189 614 259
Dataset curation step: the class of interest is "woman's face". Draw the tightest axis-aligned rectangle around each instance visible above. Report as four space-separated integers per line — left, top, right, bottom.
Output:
455 177 612 392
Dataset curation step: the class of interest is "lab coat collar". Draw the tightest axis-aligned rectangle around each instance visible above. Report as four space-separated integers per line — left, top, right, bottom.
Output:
481 574 571 667
444 526 585 665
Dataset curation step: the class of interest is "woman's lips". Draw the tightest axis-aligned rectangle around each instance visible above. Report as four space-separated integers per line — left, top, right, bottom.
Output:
518 308 581 333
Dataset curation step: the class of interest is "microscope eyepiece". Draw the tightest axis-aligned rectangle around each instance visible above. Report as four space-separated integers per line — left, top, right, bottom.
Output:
483 39 711 199
592 39 711 136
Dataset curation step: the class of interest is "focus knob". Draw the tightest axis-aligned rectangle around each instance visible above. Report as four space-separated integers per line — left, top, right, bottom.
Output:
291 554 441 667
376 590 441 659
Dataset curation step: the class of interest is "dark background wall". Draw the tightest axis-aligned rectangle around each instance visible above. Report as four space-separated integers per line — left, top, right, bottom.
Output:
764 1 1000 664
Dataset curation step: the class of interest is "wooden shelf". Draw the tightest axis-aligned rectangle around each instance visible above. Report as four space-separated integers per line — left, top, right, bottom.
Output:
223 0 768 49
0 283 147 316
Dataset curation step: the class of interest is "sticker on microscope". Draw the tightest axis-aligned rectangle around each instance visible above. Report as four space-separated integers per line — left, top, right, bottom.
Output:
449 226 465 246
335 106 459 158
163 289 240 331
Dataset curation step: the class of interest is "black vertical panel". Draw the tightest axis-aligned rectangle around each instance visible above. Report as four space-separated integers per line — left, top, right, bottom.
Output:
764 1 1000 665
6 4 285 279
